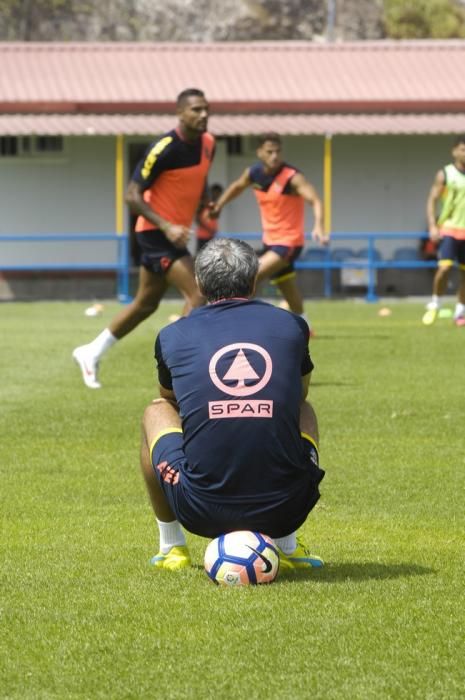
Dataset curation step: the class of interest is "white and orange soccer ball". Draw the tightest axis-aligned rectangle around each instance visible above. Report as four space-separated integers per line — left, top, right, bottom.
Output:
204 530 280 586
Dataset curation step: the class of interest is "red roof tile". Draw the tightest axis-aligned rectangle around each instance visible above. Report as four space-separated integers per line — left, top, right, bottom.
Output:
1 40 465 113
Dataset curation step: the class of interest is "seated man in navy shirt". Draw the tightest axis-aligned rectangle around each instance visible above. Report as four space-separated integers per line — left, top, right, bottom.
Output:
140 237 325 570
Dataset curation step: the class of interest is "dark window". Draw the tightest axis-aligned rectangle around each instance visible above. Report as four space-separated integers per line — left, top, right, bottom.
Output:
0 135 64 156
35 136 63 152
225 136 243 155
0 137 18 156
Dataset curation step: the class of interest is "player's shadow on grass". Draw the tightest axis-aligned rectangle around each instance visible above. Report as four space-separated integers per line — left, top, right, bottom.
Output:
278 561 435 583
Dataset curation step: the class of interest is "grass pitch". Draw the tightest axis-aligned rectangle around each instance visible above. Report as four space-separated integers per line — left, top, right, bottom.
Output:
1 299 464 699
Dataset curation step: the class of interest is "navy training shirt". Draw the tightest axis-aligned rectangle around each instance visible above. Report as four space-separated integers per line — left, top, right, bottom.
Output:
154 299 314 506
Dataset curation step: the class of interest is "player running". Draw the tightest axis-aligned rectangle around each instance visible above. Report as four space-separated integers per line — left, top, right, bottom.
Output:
210 132 327 332
423 134 465 326
73 88 214 388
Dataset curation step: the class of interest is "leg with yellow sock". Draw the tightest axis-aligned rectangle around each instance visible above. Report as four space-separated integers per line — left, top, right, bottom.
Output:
275 400 324 570
423 251 453 325
140 399 191 570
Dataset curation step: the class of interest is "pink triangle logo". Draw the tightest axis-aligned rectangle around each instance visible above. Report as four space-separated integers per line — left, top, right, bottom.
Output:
209 343 273 397
222 349 259 388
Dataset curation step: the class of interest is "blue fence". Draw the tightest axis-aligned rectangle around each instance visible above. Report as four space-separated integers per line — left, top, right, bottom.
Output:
223 231 436 302
0 233 131 302
0 231 435 302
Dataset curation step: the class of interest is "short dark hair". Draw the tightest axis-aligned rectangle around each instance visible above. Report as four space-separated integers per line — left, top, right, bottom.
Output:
195 238 258 302
453 134 465 147
257 132 282 148
176 88 205 108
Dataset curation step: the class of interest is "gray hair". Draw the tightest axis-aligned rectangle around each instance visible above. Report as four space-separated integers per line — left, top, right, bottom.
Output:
195 238 259 302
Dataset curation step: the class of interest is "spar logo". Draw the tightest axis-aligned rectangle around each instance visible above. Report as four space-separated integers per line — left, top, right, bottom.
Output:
208 343 273 419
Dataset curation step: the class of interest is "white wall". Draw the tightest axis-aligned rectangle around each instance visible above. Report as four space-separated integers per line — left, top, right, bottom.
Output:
330 134 448 256
0 132 456 266
0 136 117 265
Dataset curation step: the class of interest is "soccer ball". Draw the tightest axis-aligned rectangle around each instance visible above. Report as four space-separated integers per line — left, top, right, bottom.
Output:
204 530 280 586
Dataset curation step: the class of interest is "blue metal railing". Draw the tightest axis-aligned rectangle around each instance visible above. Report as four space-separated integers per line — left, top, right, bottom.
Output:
0 231 436 302
221 231 436 302
0 233 131 302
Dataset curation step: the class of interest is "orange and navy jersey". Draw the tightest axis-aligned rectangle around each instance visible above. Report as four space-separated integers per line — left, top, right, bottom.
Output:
196 206 219 241
250 162 305 246
132 129 215 232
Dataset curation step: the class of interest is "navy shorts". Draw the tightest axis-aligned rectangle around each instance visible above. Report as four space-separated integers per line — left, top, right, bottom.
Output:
438 235 465 268
137 229 190 275
259 245 303 283
150 430 324 539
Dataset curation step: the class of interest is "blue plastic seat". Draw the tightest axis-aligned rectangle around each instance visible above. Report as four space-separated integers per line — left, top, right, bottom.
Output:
331 247 356 262
392 246 418 261
301 248 328 262
355 247 383 261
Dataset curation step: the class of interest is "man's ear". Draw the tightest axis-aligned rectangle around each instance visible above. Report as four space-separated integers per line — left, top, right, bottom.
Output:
195 275 204 295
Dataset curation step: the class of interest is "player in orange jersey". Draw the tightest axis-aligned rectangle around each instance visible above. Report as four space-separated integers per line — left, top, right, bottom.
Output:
73 88 215 389
210 133 327 331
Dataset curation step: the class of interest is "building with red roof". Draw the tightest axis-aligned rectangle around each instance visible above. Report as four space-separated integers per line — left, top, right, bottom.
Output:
1 40 465 134
1 41 464 298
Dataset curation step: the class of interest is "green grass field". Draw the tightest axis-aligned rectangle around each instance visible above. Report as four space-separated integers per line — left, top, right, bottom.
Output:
1 299 464 699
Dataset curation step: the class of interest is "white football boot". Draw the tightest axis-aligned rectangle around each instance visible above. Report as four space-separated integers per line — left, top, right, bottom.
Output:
72 345 101 389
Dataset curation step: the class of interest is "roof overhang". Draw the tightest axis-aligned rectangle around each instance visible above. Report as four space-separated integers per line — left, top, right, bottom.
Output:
1 112 465 136
2 101 465 115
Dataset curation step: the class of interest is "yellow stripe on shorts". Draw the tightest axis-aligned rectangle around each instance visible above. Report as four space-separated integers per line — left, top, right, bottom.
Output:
301 431 319 453
150 428 183 459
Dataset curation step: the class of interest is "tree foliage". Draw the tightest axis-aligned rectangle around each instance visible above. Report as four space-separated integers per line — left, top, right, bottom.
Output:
384 0 465 39
0 0 464 42
0 0 351 42
0 0 140 40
